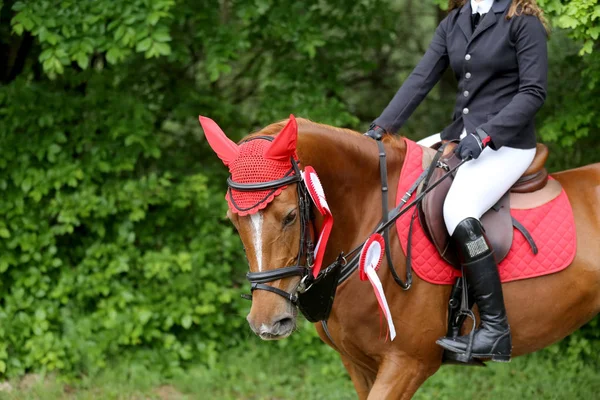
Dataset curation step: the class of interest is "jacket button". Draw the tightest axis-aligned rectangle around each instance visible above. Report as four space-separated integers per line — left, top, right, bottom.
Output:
463 91 469 97
465 72 472 79
465 54 471 61
463 108 469 115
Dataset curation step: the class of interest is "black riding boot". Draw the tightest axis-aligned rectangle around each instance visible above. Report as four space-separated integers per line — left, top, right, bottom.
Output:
436 218 512 362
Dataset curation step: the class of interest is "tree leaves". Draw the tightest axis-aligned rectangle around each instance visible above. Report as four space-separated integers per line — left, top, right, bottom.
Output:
135 37 152 52
542 0 600 55
0 74 245 377
9 0 176 74
521 1 600 162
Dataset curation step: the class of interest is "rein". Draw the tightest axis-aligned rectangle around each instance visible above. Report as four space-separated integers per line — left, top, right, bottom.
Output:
336 141 466 285
235 136 465 322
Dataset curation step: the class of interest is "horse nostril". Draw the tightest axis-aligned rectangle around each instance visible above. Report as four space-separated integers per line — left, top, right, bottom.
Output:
249 314 296 339
273 315 295 334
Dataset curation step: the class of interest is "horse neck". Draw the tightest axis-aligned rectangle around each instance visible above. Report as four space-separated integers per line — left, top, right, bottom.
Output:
296 126 407 261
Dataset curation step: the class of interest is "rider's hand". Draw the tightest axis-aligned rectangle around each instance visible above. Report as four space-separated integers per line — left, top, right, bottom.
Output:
455 128 491 160
364 124 386 141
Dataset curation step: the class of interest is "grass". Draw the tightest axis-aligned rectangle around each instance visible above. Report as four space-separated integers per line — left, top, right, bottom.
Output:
1 341 599 399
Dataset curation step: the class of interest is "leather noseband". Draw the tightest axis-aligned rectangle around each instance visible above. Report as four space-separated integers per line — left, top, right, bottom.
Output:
232 136 315 305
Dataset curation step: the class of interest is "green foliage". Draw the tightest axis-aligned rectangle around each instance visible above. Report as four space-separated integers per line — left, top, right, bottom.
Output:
556 316 600 369
10 0 175 76
418 349 600 399
0 74 247 377
541 0 600 55
3 345 600 399
535 1 600 162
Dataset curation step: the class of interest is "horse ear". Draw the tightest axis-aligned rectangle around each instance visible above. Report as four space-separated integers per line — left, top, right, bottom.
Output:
198 116 239 166
264 115 298 162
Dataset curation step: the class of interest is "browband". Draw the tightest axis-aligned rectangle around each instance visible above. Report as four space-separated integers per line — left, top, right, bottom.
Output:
227 171 301 191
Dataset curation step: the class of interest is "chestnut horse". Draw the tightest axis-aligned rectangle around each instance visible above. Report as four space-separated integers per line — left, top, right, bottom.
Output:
204 117 600 399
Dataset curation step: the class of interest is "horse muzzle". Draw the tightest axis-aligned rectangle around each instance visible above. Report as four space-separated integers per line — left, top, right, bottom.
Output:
247 312 296 340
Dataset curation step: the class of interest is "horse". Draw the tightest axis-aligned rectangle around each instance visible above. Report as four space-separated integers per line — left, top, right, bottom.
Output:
200 115 600 399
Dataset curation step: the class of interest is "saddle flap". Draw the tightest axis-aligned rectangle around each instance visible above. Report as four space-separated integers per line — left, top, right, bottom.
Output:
481 193 512 263
419 154 513 267
397 139 575 286
418 155 459 266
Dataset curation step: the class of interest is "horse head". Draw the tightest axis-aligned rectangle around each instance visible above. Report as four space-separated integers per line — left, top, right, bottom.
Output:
199 115 307 340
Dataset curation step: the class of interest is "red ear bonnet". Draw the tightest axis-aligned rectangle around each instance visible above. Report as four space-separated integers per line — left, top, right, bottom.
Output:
198 116 239 166
200 115 300 215
263 115 298 162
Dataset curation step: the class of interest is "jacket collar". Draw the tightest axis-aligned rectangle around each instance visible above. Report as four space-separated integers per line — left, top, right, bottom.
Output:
471 0 494 15
459 0 511 15
458 2 473 39
458 0 511 42
492 0 511 13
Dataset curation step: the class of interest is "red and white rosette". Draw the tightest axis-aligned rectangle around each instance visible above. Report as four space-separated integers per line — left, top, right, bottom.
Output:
359 233 396 341
302 166 333 278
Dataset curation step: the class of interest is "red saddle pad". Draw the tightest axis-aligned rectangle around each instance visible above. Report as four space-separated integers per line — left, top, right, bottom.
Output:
395 139 577 285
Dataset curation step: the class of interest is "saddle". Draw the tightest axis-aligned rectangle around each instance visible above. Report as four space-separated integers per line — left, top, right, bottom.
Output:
418 143 554 267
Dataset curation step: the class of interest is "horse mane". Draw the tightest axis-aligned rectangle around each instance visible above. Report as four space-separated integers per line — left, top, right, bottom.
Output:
242 118 361 141
243 118 405 151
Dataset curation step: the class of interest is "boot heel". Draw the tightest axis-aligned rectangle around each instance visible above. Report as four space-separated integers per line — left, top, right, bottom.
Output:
491 354 511 362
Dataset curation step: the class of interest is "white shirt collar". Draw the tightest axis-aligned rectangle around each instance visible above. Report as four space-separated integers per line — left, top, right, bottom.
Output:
471 0 494 14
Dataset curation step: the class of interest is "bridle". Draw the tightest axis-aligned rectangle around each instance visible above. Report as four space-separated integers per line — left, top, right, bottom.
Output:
232 136 316 305
232 136 468 323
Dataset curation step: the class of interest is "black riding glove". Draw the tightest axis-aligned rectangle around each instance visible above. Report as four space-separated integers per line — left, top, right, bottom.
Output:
455 128 491 160
364 124 386 140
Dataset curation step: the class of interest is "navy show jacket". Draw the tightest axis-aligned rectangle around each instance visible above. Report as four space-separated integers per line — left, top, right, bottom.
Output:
374 0 548 149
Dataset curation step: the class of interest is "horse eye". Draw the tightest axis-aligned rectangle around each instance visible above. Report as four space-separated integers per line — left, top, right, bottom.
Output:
283 210 297 227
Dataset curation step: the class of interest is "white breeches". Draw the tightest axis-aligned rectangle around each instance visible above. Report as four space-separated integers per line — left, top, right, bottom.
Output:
443 146 536 235
416 133 442 147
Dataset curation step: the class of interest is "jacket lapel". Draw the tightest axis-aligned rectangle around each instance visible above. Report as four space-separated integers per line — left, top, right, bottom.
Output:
458 2 473 40
467 0 511 44
469 11 498 43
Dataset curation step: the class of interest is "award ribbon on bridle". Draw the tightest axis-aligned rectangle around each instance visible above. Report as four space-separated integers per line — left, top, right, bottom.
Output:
303 166 334 278
359 233 397 341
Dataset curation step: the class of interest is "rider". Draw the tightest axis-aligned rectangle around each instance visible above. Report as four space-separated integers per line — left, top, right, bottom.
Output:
365 0 548 361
